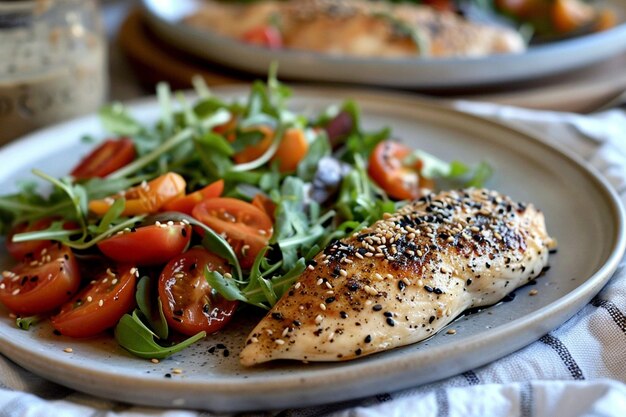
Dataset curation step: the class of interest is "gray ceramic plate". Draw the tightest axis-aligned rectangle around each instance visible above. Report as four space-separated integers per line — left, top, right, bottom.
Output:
0 87 624 412
140 0 626 88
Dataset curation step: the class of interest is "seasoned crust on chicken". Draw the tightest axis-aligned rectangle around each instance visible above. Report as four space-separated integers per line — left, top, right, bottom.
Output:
240 188 556 366
185 0 526 58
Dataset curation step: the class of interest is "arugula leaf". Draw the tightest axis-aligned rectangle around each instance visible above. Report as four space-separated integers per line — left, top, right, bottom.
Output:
99 104 144 136
296 131 331 182
114 312 205 359
16 315 43 330
135 276 168 340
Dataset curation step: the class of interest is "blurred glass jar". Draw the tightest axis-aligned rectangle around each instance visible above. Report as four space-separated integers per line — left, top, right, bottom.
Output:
0 0 107 145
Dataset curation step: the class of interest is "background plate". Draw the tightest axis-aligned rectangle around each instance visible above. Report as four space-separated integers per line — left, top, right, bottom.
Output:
140 0 626 88
0 87 624 412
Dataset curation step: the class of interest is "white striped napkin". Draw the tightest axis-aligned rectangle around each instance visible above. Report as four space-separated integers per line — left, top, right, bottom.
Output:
0 103 625 417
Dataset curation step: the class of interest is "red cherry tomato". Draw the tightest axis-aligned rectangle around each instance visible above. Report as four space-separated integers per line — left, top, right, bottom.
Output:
71 138 136 179
0 244 81 315
241 26 283 49
192 198 273 268
97 223 192 266
51 264 137 337
162 179 224 215
6 218 54 262
6 219 79 262
368 140 435 201
158 247 238 336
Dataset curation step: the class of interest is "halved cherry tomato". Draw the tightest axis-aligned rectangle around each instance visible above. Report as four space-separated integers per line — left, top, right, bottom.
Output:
71 138 136 179
368 140 435 201
51 264 137 337
192 198 273 268
89 172 186 216
97 223 192 266
6 218 54 262
162 179 224 215
6 218 79 262
233 127 309 173
241 26 283 49
552 0 595 33
251 193 277 222
158 247 238 336
272 128 309 172
0 244 80 315
213 116 238 142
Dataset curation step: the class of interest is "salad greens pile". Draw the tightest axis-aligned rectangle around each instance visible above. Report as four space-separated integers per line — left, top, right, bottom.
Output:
0 68 491 358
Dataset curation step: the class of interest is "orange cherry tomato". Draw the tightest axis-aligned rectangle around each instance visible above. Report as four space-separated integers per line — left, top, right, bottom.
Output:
158 248 238 336
233 127 309 172
241 26 283 49
89 172 186 216
192 198 273 269
97 223 192 266
272 128 309 172
162 180 224 215
368 140 435 201
71 138 136 179
552 0 595 33
0 244 81 315
51 264 137 337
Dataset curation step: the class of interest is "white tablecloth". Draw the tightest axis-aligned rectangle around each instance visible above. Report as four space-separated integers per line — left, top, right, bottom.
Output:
1 103 625 417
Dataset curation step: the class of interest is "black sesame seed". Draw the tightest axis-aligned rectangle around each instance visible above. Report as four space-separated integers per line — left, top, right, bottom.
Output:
223 349 230 357
293 320 301 327
429 316 435 324
340 311 348 319
208 346 216 354
383 311 393 317
164 373 172 378
398 281 406 291
355 348 362 356
364 335 372 343
424 285 434 293
372 304 383 311
433 288 443 295
325 297 336 304
466 279 472 286
271 312 283 320
216 343 226 349
386 317 395 326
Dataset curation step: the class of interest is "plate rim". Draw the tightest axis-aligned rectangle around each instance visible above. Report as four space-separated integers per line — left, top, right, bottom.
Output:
0 86 624 411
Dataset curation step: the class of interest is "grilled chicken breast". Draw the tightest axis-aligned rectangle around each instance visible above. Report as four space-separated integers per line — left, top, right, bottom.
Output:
186 0 526 58
240 188 556 366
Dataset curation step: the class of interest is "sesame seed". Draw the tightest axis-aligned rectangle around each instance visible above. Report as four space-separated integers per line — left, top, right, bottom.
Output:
339 269 348 277
172 368 183 374
316 278 324 286
282 327 289 337
0 283 4 289
315 315 324 324
87 296 93 302
294 282 301 290
223 272 233 279
275 339 285 345
327 332 335 342
98 299 104 307
63 348 73 353
319 303 327 311
151 358 160 364
447 329 457 335
250 337 259 343
325 281 332 289
529 289 538 296
307 265 315 271
11 288 20 296
364 285 378 296
111 279 118 285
